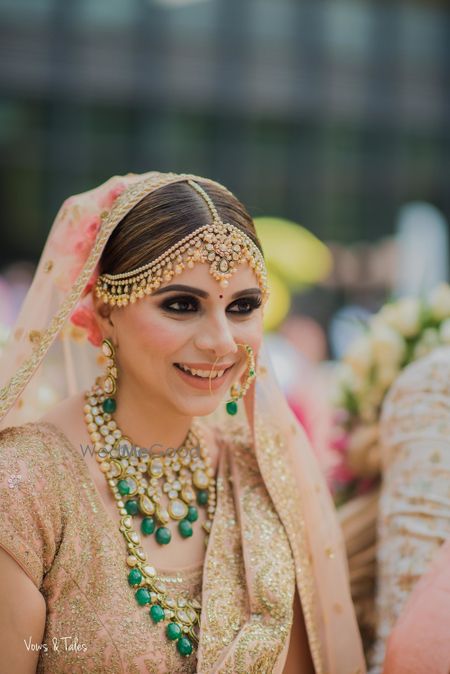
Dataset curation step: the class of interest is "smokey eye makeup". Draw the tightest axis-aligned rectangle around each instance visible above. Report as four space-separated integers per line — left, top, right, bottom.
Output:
159 294 262 315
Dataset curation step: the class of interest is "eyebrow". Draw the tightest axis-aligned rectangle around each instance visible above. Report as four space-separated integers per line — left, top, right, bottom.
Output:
151 284 262 300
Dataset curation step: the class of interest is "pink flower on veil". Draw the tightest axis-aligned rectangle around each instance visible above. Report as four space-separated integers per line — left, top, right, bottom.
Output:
70 217 101 279
70 299 103 347
69 265 103 345
56 179 127 345
99 182 126 209
50 173 158 346
51 180 127 292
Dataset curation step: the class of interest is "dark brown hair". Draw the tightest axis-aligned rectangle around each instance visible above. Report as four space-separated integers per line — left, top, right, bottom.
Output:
99 179 263 275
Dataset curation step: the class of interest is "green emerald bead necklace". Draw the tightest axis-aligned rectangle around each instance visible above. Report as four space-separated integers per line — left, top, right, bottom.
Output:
141 517 155 535
167 621 182 640
83 381 217 657
155 526 172 545
178 519 193 538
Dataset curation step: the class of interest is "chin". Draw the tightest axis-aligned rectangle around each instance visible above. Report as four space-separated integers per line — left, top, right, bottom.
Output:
173 396 224 418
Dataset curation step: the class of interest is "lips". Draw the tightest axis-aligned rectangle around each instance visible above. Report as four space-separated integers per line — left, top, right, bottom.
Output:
174 363 234 378
173 362 235 390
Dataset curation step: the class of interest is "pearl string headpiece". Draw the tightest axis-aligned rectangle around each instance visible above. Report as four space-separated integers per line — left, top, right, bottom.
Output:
95 180 269 307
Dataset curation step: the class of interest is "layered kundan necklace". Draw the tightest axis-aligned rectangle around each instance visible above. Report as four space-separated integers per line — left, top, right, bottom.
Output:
83 379 216 657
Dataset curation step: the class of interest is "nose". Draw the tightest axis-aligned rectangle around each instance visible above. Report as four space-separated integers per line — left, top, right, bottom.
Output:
193 311 238 359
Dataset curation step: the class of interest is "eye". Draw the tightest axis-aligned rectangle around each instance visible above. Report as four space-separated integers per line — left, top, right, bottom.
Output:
228 297 262 314
160 296 199 313
160 294 262 315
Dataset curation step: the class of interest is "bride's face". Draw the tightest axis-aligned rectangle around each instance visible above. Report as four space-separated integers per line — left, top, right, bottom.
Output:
95 262 264 417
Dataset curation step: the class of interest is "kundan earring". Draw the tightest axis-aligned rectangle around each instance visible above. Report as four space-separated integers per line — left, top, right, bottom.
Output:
225 344 256 416
101 338 118 413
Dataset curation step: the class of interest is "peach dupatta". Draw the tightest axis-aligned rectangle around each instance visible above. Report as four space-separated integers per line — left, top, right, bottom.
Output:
235 342 366 674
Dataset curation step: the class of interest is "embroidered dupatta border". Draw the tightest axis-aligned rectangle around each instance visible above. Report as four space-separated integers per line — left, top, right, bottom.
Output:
254 410 326 674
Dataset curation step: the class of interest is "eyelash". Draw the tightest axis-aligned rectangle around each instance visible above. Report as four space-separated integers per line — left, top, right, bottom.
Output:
160 295 262 315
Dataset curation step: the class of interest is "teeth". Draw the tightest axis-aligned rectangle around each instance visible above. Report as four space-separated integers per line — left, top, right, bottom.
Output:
178 364 226 379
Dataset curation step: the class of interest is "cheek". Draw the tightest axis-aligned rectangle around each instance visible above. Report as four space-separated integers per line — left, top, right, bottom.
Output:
118 308 186 358
234 317 263 360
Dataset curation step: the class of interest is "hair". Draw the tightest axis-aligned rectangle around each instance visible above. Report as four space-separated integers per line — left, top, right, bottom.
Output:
99 179 263 275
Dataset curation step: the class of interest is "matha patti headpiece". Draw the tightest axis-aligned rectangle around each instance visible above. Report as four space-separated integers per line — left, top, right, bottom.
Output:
96 179 269 307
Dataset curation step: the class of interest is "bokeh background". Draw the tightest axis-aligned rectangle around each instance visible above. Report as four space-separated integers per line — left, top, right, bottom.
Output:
0 0 449 463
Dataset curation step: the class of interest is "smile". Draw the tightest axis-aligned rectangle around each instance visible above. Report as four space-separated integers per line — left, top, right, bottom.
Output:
174 364 232 378
173 362 235 389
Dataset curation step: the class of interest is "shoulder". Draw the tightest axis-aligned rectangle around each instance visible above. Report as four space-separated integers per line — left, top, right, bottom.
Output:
380 346 450 451
0 420 74 497
0 420 64 467
385 346 450 405
382 346 450 418
0 422 68 589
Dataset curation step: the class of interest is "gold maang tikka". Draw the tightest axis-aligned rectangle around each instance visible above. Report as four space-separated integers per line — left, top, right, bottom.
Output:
95 180 269 307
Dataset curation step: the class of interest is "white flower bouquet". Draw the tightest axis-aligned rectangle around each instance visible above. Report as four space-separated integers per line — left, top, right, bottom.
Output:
331 282 450 505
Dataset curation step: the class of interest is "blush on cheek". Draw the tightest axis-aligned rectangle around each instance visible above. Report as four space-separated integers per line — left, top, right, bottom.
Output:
122 308 187 355
238 322 263 355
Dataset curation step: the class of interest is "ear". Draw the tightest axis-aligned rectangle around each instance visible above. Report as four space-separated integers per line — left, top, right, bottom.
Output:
91 288 117 343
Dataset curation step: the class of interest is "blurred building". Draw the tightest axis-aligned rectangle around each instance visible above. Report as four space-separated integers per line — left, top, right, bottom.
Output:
0 0 449 266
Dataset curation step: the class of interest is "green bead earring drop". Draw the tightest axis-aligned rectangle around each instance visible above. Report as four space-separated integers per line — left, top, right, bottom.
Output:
225 396 238 416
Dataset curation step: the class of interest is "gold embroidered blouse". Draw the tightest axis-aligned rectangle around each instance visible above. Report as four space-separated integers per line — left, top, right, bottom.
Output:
0 419 297 673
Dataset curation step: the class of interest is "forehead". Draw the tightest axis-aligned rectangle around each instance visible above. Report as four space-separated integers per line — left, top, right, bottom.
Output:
159 261 261 296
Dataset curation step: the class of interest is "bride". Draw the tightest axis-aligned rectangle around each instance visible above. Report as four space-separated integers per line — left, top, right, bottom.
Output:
0 171 365 673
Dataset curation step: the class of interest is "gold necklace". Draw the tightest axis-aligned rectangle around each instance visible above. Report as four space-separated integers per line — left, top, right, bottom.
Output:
83 381 216 657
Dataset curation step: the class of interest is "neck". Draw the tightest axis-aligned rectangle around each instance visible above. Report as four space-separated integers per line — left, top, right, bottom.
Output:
113 379 194 456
